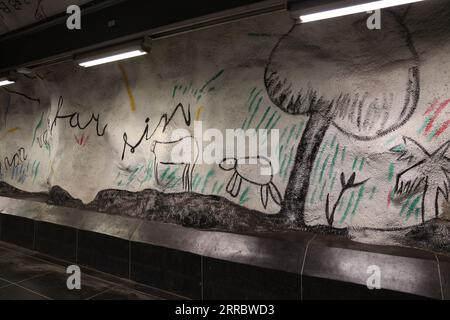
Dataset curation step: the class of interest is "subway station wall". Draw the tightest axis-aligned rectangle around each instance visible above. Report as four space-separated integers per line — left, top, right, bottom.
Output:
1 0 450 254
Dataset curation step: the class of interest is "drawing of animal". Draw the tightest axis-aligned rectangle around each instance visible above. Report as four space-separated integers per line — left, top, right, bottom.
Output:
151 136 199 191
219 156 282 209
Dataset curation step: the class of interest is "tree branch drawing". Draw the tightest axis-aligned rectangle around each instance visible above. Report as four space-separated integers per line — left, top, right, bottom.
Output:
264 11 419 226
325 172 369 227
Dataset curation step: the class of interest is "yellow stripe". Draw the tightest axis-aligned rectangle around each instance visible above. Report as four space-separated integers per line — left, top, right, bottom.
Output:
0 127 20 140
118 63 136 112
195 106 204 121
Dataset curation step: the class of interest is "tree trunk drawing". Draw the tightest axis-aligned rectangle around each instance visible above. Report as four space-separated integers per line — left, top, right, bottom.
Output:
282 107 333 225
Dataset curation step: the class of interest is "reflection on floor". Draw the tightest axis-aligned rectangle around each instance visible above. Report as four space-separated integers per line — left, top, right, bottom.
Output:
0 241 187 300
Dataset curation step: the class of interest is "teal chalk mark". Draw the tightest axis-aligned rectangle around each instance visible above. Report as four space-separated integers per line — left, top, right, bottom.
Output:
406 196 422 221
248 89 262 111
329 143 339 179
384 136 397 146
264 111 277 130
319 180 327 201
256 107 271 130
338 196 346 212
319 155 330 184
391 144 405 153
330 135 337 149
310 186 318 205
418 115 432 134
279 157 287 177
239 187 251 205
341 146 347 163
195 177 203 191
369 186 377 200
172 85 178 98
268 114 282 131
296 121 305 140
351 185 365 216
245 97 262 129
201 169 215 193
285 125 297 146
399 196 412 217
313 140 328 181
247 87 257 105
216 183 224 195
340 191 355 224
359 158 365 172
388 163 395 182
280 128 288 141
352 156 358 171
211 181 218 194
329 173 337 191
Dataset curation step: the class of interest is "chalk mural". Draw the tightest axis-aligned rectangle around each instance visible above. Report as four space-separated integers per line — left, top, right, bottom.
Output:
1 0 450 254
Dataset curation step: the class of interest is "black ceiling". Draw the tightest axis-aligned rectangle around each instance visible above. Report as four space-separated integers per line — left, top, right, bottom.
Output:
0 0 285 73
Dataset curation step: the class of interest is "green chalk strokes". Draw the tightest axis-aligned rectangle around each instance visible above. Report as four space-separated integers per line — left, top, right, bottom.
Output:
216 183 224 195
247 87 257 105
296 121 305 140
388 163 395 182
405 195 422 221
352 156 358 171
310 186 318 205
319 155 330 184
268 114 282 131
329 173 337 192
341 146 347 163
338 195 346 212
313 140 328 181
369 186 377 200
319 180 327 201
339 191 355 224
256 106 271 130
351 185 365 216
399 196 412 217
285 125 297 146
418 115 432 134
239 186 251 205
391 144 405 153
264 110 277 130
244 97 263 129
248 88 262 112
280 127 288 141
201 169 215 193
329 143 340 179
160 167 170 181
330 135 337 149
359 158 365 172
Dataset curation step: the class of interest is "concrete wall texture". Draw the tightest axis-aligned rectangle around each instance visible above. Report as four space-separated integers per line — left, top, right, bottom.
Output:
1 0 450 254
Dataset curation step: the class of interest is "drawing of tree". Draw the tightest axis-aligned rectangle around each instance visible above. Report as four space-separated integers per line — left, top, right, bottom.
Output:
264 11 420 226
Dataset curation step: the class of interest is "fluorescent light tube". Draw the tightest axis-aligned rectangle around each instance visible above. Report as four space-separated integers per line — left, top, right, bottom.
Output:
79 49 147 68
77 41 147 68
0 79 15 87
299 0 425 23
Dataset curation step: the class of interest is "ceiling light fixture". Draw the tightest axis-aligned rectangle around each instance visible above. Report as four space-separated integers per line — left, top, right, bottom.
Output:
290 0 425 23
0 77 15 87
77 42 149 68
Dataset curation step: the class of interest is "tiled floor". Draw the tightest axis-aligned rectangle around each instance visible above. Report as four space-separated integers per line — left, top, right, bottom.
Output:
0 241 186 300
